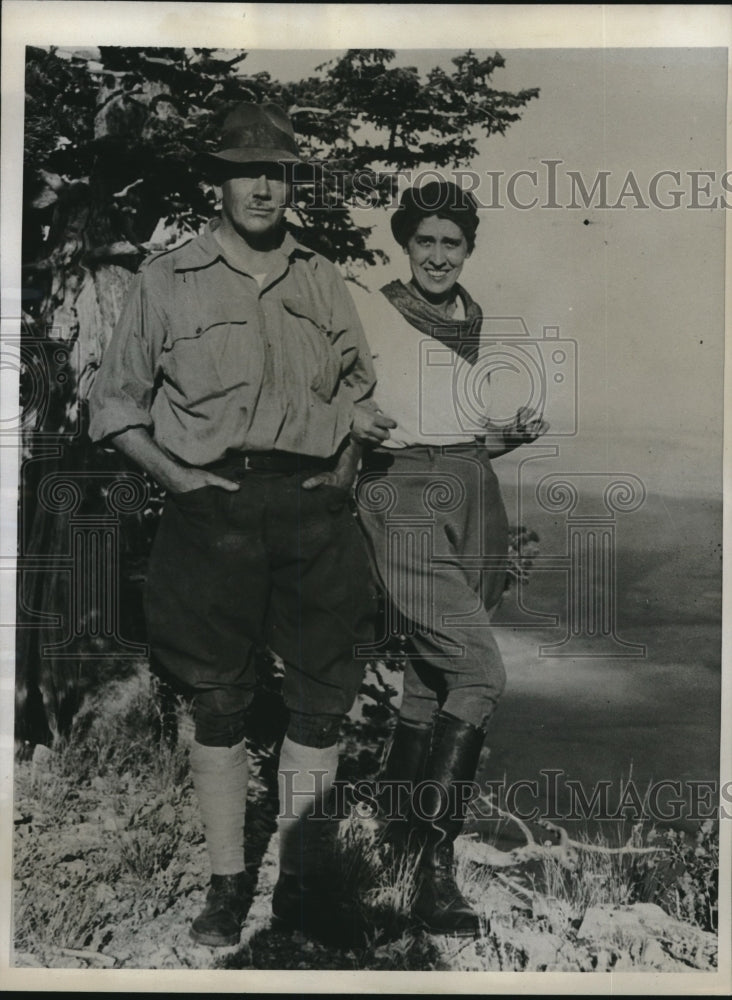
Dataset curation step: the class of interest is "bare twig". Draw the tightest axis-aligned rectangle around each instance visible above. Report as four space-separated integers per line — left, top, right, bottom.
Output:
464 794 662 869
477 794 538 847
57 948 116 967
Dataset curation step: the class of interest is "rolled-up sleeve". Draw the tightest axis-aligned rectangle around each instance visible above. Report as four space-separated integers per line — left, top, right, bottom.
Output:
88 266 168 444
329 271 376 405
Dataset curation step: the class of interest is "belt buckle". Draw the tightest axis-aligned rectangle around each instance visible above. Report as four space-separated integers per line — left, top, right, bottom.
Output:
243 455 252 471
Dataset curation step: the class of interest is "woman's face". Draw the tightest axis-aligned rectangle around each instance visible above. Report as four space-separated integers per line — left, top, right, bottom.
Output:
405 216 470 301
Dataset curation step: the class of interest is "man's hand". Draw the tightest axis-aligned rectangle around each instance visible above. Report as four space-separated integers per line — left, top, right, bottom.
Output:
164 465 240 495
302 439 361 492
105 427 239 494
301 469 353 492
351 401 397 446
500 406 549 450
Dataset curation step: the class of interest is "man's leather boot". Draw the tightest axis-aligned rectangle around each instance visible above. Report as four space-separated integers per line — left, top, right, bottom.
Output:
376 717 432 847
411 710 486 936
190 871 250 946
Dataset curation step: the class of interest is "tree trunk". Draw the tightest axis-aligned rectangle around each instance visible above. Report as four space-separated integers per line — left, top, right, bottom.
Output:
16 87 152 747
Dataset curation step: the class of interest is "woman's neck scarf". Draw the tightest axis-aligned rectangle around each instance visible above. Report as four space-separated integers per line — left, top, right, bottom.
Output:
380 279 483 365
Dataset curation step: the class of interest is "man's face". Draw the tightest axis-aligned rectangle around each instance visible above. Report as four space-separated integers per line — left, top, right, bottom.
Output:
406 216 470 300
219 162 290 240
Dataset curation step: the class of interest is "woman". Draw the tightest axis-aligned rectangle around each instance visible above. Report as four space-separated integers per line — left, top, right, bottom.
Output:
353 181 547 936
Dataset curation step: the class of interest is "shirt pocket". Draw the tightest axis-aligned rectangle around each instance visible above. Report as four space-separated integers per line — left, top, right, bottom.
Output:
162 320 261 407
281 298 343 402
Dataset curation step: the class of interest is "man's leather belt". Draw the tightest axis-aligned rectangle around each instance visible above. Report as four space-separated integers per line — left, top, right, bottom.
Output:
206 450 335 474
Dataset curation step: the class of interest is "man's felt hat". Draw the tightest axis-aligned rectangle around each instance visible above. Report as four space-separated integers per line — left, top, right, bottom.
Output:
200 101 301 165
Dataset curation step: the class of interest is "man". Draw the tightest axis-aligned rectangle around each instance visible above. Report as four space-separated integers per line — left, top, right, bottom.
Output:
88 102 395 947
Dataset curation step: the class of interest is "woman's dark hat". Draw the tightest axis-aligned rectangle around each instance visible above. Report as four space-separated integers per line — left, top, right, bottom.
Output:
199 101 302 165
391 180 479 248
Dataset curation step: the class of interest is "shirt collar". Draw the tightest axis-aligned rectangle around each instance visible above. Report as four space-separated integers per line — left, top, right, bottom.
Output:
172 220 314 273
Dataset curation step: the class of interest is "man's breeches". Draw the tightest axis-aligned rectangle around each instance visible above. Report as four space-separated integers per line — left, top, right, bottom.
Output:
356 445 509 731
144 469 377 747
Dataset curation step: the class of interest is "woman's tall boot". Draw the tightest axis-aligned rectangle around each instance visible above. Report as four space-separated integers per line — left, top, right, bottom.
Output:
411 710 486 936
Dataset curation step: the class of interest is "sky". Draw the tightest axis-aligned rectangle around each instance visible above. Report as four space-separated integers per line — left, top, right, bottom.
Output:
241 47 727 499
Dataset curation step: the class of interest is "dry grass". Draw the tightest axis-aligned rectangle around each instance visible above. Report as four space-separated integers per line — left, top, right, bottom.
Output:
13 668 195 964
12 668 719 971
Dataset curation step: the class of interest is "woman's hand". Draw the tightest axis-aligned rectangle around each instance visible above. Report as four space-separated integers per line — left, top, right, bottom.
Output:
482 406 549 457
501 406 549 451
